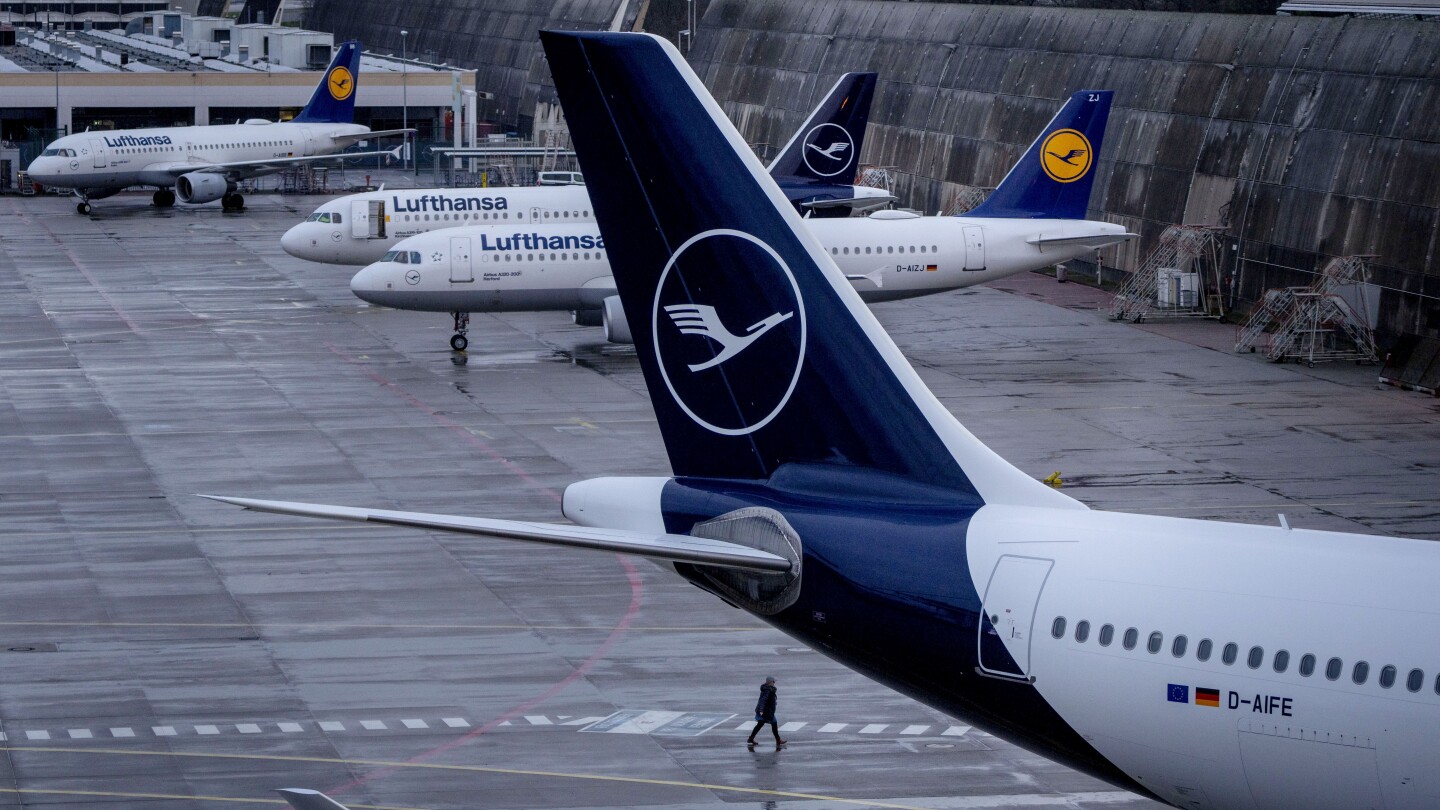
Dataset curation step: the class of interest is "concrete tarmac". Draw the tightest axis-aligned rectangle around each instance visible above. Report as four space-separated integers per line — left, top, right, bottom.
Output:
0 191 1436 810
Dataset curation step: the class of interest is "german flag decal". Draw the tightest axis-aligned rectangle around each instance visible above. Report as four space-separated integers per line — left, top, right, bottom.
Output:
1196 687 1221 707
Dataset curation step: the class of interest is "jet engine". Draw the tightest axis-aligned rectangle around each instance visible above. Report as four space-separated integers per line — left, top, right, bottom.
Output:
602 295 633 344
176 172 233 204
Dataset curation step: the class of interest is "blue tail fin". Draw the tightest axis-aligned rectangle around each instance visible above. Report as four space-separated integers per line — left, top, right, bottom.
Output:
965 90 1113 220
292 40 362 124
766 72 876 183
541 31 1078 506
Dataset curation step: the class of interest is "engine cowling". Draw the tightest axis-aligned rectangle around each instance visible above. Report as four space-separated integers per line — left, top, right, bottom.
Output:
176 172 233 204
602 295 633 344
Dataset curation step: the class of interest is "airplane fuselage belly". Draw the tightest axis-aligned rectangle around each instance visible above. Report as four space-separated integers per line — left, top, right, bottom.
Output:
355 287 600 313
651 474 1440 810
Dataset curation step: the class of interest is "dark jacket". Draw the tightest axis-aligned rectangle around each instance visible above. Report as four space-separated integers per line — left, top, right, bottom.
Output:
754 683 777 722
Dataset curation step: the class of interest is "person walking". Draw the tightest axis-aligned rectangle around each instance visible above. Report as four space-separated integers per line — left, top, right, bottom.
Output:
747 676 786 747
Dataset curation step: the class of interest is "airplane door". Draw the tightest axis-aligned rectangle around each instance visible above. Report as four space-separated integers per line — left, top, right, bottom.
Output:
89 139 107 168
369 200 386 238
976 555 1053 680
450 236 473 283
963 226 986 271
350 200 369 238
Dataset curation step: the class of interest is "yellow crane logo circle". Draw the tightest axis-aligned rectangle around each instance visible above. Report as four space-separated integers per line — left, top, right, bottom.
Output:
327 66 355 101
1040 129 1093 183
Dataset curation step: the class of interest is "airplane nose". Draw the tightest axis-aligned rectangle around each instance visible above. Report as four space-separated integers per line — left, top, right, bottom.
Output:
349 263 391 306
280 224 310 259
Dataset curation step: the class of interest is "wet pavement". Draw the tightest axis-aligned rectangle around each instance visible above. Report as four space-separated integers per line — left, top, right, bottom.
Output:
0 191 1436 810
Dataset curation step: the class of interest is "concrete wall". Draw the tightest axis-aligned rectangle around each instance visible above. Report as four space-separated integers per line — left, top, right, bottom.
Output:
689 0 1440 342
306 0 641 135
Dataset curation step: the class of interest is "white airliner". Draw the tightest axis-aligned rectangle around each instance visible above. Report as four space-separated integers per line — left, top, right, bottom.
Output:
347 89 1132 350
206 33 1440 810
278 72 892 266
26 40 409 214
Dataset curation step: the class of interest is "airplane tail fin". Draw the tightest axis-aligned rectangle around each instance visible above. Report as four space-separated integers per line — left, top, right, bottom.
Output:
964 90 1113 220
540 31 1079 509
766 72 877 183
293 40 362 124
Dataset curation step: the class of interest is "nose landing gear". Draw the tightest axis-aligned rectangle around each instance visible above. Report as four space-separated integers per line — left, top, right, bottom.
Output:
450 312 470 352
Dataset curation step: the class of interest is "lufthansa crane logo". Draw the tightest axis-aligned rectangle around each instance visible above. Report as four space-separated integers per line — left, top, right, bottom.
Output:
327 66 355 101
1040 129 1093 183
801 123 856 178
653 229 806 436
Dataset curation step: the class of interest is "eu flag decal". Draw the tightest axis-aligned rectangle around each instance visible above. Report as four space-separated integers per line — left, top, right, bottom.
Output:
1167 684 1190 704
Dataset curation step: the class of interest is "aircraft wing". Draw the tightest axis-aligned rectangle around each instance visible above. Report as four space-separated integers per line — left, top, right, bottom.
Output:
1026 230 1138 250
153 146 402 179
328 128 415 149
199 495 792 573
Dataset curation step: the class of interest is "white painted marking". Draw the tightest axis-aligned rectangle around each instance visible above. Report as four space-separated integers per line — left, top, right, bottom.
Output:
236 724 262 734
860 724 888 734
561 716 605 726
901 725 929 735
67 729 93 739
818 723 847 733
110 728 135 738
0 732 6 741
360 720 386 730
401 719 428 729
153 726 177 736
319 721 345 732
735 721 752 731
278 723 303 733
525 716 552 726
942 725 972 737
779 722 805 732
25 731 50 740
442 718 470 728
195 725 220 735
499 720 511 726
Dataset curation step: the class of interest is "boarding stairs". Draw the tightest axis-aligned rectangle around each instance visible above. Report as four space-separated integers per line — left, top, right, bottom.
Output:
1109 225 1225 322
1233 256 1379 365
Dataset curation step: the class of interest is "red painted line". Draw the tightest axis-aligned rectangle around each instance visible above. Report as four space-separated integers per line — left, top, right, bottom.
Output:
319 342 647 793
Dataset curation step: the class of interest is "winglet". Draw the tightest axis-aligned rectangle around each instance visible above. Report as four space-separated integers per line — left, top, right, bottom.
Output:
293 40 362 124
965 90 1113 220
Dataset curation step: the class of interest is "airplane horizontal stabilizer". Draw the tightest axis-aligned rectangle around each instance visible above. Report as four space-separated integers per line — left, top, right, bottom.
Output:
1026 230 1138 249
199 495 792 572
802 194 897 210
277 789 352 810
329 128 416 149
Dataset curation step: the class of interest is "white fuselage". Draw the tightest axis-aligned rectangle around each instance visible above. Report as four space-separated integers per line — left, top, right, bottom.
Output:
26 121 371 192
346 214 1130 312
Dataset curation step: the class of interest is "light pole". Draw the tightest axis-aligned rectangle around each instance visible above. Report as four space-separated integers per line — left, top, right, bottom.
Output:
400 29 408 172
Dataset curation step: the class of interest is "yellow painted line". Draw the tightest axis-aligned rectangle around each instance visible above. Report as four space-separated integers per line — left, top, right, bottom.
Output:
1 746 933 810
0 620 763 632
0 787 420 809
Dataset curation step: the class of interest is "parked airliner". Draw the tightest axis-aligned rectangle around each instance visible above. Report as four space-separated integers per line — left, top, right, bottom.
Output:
349 90 1131 350
26 40 409 214
279 72 891 265
205 32 1439 810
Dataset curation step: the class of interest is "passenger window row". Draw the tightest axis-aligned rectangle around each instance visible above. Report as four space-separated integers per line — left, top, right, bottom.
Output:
1051 616 1434 695
494 252 603 263
397 210 593 225
831 245 939 256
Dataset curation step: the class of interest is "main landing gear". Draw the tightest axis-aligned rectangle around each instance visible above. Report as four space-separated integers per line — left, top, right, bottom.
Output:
450 311 470 351
153 189 176 208
76 200 92 215
221 192 245 212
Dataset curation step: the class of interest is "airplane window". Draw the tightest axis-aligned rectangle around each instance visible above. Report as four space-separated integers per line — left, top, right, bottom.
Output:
1196 639 1212 661
887 246 894 254
1050 617 1066 639
42 148 58 156
1273 650 1290 673
584 252 590 260
317 213 330 223
1407 669 1423 693
424 214 431 221
865 247 872 254
381 251 399 262
831 248 838 255
909 246 916 253
482 213 489 220
1098 624 1114 646
1247 646 1264 669
410 252 421 263
333 214 342 223
1435 673 1440 695
527 254 535 261
920 246 927 254
1122 628 1138 650
544 211 550 218
1379 665 1396 689
395 252 409 264
1147 632 1162 654
842 247 849 255
1326 657 1343 681
550 253 556 261
1353 661 1369 685
1171 635 1187 658
584 210 590 216
1074 620 1089 643
1222 643 1238 665
503 213 509 219
933 245 939 252
1299 654 1316 676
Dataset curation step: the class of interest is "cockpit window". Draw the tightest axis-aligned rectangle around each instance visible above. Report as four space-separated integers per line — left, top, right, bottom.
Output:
332 213 342 224
42 148 59 156
317 213 331 223
381 250 400 262
410 251 421 263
